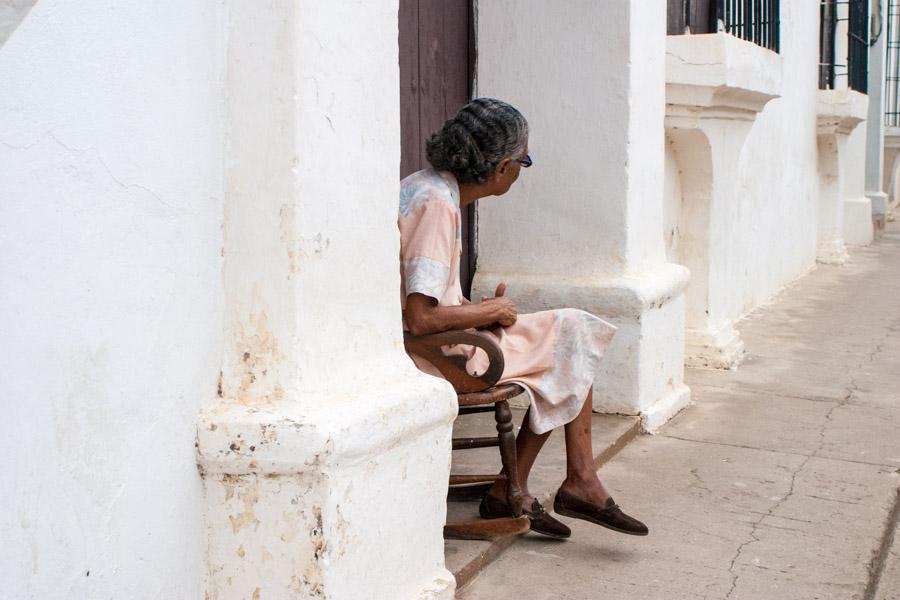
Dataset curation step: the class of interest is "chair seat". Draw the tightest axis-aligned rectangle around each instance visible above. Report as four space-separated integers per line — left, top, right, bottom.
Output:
457 383 524 407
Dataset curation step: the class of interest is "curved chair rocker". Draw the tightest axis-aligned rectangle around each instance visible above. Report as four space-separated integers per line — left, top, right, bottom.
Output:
403 329 530 541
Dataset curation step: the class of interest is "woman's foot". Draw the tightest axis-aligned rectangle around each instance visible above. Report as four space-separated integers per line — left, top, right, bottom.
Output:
557 474 611 507
553 487 648 536
479 492 571 539
486 479 537 515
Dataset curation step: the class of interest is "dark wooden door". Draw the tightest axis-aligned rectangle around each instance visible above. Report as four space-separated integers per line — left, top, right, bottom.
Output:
667 0 714 35
399 0 476 296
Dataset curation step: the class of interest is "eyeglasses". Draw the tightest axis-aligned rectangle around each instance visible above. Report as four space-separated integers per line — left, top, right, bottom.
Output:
515 154 532 168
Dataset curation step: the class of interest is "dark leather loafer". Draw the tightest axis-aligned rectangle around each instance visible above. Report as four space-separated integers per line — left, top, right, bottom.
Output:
553 489 649 536
479 493 571 539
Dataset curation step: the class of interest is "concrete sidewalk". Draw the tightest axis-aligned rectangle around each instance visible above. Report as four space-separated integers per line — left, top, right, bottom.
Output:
458 223 900 600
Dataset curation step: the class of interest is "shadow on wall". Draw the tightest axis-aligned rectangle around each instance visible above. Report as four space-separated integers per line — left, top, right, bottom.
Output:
0 0 38 49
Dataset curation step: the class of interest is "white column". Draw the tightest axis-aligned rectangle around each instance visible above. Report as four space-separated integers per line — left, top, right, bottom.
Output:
843 128 876 247
885 128 900 208
837 1 876 246
474 0 690 432
816 90 869 262
664 33 782 368
195 3 457 598
867 0 889 229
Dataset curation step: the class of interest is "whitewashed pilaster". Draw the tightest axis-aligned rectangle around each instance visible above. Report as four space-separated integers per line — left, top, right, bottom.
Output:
474 0 690 432
665 33 782 368
195 3 457 598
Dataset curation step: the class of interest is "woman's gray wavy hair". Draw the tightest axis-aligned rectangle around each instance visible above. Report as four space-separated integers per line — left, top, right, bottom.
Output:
425 98 528 185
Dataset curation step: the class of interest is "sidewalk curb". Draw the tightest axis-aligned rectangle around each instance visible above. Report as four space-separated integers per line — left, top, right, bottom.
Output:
864 486 900 600
452 417 643 591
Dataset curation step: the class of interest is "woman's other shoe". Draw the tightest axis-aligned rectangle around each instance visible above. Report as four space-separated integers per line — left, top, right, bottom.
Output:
479 493 571 539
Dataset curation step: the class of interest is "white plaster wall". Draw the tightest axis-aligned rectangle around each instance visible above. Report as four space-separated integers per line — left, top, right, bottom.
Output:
706 1 819 322
474 0 630 278
625 0 669 272
0 2 224 597
844 120 875 244
845 125 869 202
663 139 685 264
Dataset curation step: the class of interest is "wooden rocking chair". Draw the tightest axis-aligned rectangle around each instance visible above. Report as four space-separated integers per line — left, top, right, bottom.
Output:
403 330 531 541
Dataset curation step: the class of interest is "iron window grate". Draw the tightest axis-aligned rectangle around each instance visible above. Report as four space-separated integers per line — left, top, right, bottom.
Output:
819 0 870 93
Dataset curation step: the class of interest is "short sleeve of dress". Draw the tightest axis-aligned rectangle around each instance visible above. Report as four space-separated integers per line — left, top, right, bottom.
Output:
400 199 458 303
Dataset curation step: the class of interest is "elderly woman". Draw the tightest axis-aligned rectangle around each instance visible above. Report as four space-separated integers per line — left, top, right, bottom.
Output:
399 98 647 539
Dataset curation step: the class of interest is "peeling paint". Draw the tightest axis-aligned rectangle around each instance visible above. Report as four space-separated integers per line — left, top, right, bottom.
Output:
227 483 260 534
232 309 285 406
311 505 325 559
278 204 300 274
221 474 240 501
259 423 278 444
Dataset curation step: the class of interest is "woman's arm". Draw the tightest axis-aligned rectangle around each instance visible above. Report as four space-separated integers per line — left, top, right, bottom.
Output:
405 291 517 336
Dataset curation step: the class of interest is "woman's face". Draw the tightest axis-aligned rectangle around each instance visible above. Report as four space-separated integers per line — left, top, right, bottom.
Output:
492 139 529 197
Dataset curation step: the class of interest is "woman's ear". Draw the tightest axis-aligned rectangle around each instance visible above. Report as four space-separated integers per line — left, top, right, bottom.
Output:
495 157 511 175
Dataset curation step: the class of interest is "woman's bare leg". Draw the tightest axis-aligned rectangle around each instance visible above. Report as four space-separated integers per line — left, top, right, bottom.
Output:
487 388 611 509
487 406 551 511
559 387 611 504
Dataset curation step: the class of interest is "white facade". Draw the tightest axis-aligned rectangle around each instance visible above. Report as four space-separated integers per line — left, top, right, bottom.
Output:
663 1 869 368
1 1 884 598
665 32 784 367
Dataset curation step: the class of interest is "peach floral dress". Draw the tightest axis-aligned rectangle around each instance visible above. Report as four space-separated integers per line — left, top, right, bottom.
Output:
399 169 617 434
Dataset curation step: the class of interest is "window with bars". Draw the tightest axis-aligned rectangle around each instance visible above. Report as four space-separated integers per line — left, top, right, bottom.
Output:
886 0 900 124
819 0 870 92
667 0 781 53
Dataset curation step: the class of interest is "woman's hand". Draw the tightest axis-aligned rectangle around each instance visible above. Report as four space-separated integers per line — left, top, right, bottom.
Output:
404 281 517 335
481 282 516 327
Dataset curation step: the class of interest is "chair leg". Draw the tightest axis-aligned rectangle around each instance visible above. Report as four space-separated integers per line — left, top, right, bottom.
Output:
494 400 524 517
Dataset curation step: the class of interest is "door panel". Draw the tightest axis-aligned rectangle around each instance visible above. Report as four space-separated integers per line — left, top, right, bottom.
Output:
399 0 475 296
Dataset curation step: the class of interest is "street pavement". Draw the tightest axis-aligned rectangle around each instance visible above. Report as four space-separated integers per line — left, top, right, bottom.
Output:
459 222 900 600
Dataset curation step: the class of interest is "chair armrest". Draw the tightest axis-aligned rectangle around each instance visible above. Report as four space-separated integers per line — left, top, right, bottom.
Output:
403 330 505 393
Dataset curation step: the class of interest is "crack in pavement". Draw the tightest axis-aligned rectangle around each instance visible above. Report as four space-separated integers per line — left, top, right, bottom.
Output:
723 376 859 597
658 513 740 544
721 309 900 597
723 450 812 599
661 434 900 469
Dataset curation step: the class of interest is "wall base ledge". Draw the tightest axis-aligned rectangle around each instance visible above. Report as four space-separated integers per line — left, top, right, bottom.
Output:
868 190 888 216
640 384 692 434
844 196 875 246
472 262 690 319
420 573 456 600
197 372 456 476
816 239 849 265
685 323 745 369
816 89 869 135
